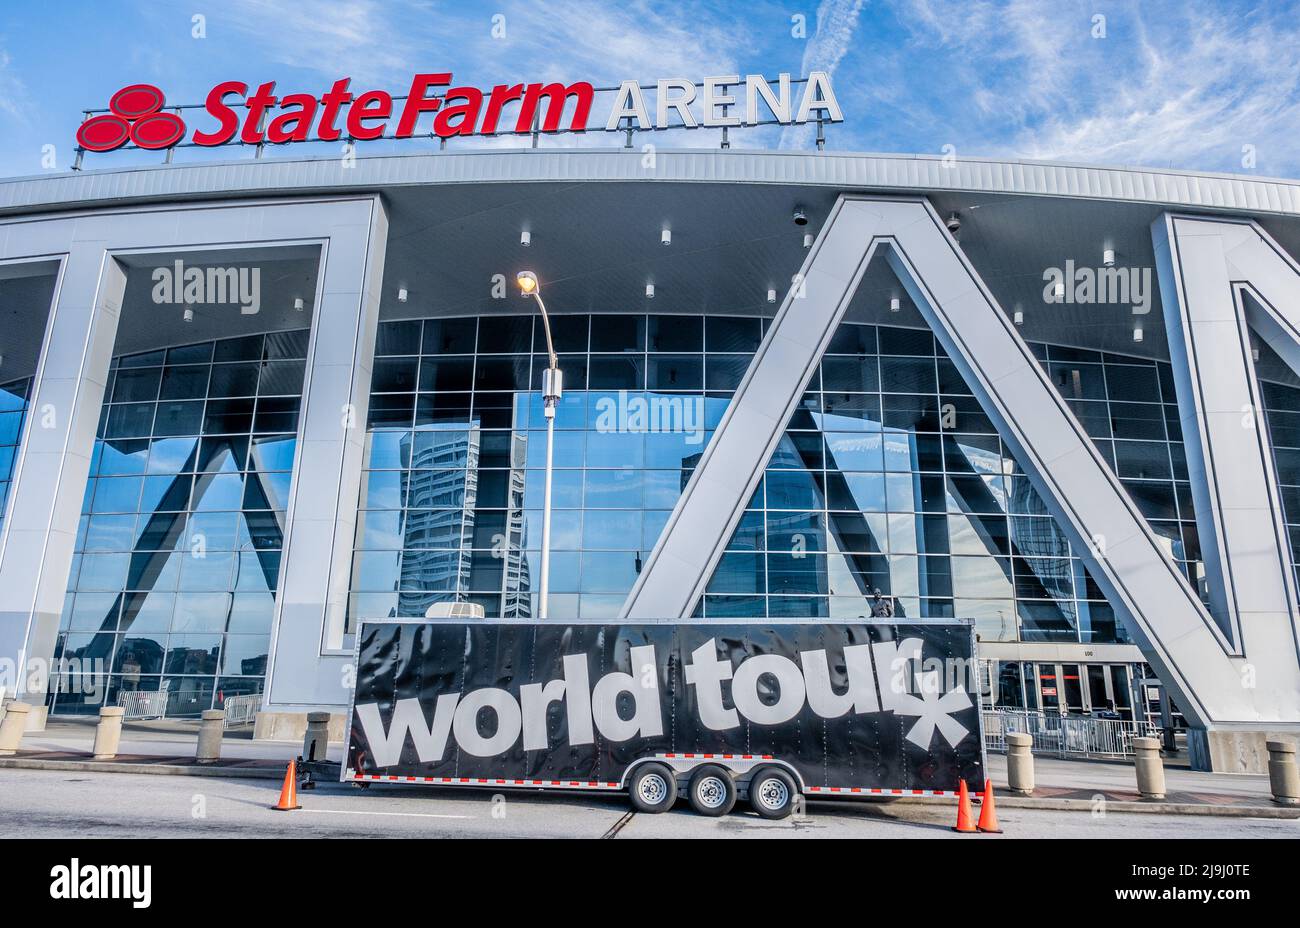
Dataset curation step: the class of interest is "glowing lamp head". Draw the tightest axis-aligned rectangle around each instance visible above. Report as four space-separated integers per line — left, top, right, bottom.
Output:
516 271 539 296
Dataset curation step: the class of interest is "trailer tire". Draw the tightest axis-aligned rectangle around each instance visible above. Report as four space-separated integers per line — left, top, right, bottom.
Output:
748 766 798 819
688 765 737 816
628 762 677 814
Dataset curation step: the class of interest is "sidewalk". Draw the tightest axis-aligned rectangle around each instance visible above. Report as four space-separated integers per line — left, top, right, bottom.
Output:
2 720 1296 818
986 752 1274 802
22 717 341 760
982 753 1295 818
1 717 342 778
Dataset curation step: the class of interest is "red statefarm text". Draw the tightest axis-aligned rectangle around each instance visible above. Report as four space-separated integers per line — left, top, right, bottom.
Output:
77 72 842 154
191 74 594 146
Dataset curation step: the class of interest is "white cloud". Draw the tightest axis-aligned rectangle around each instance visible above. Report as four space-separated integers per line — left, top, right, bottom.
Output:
222 0 738 90
0 47 32 123
213 0 743 150
221 0 437 86
887 0 1300 174
464 0 741 86
780 0 867 149
1019 11 1300 173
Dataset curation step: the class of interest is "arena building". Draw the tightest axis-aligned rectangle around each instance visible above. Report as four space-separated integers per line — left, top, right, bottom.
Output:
3 137 1300 772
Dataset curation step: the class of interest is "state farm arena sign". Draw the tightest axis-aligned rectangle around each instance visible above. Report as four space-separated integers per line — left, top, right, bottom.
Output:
76 72 843 153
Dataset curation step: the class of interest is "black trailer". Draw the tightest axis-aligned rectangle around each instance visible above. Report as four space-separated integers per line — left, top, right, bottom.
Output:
342 618 986 818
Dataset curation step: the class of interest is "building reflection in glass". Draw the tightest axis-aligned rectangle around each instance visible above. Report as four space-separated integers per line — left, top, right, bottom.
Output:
350 314 1197 648
50 331 306 716
0 377 31 536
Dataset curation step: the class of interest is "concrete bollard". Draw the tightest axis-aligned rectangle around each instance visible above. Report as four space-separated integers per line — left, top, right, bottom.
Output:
302 711 331 762
0 701 32 755
92 706 126 760
1133 736 1166 799
195 709 226 764
1266 740 1299 806
1005 732 1035 795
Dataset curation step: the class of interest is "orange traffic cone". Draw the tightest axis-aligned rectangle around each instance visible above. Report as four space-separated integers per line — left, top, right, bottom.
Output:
273 759 301 811
952 779 977 833
976 780 1003 833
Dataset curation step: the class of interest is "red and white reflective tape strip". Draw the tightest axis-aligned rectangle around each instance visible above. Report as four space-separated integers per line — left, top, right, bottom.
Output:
805 786 954 797
350 773 620 789
657 753 773 760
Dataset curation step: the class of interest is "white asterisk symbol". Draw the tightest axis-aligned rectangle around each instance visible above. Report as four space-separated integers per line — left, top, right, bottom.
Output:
894 670 973 750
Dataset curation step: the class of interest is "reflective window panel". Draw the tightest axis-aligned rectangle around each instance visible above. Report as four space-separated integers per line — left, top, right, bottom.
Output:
348 314 750 626
51 331 307 716
0 378 31 535
351 315 1194 647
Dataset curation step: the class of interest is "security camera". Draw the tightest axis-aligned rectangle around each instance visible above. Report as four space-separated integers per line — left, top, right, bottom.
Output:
792 208 808 226
945 212 961 236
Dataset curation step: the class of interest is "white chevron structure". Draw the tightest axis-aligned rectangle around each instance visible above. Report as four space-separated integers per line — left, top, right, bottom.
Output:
3 149 1300 768
623 196 1300 771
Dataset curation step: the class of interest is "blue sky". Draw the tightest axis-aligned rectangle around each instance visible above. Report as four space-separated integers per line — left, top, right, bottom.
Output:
1 0 1298 179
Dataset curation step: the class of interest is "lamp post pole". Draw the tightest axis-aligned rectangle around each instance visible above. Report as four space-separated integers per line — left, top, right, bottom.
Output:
518 273 562 619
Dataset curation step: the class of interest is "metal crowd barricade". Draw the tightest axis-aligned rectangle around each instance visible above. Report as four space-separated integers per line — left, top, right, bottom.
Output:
116 689 169 719
221 693 261 729
981 707 1159 759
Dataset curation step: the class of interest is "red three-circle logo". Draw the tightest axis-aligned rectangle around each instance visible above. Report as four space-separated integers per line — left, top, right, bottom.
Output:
76 85 187 152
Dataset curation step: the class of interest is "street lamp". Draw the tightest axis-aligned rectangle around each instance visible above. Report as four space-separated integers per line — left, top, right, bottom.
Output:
516 270 563 619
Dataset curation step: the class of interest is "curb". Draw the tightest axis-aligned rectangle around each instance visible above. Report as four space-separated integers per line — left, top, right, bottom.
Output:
0 756 284 780
870 793 1300 819
991 794 1299 819
3 757 1296 818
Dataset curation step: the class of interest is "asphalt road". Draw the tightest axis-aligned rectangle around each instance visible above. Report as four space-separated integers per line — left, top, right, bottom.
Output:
1 768 1295 839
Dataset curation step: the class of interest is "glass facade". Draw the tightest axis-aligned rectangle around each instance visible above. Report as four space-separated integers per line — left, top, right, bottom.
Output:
349 313 756 625
1260 367 1300 599
1027 342 1206 604
348 313 1202 646
18 303 1226 716
0 377 31 534
50 331 307 716
703 323 1126 642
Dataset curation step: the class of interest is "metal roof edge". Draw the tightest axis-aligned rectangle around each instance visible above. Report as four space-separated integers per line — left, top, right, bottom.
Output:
2 148 1299 218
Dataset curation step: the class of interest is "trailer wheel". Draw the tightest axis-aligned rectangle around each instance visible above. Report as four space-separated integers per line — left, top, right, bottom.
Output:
628 763 677 814
688 764 736 816
748 766 798 819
